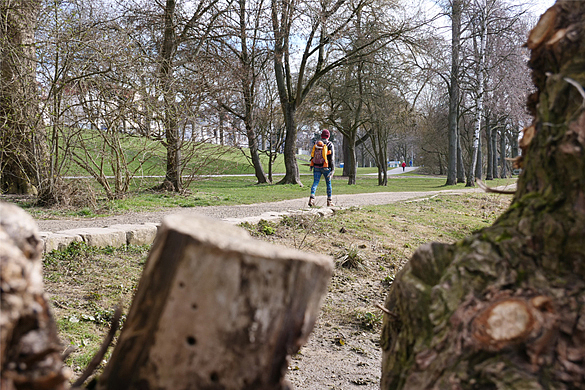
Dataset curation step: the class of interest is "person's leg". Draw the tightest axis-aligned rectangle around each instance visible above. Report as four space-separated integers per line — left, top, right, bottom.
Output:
309 168 322 206
324 168 332 198
324 168 333 206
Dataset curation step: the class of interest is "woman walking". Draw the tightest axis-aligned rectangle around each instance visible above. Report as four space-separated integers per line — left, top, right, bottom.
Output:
308 129 335 207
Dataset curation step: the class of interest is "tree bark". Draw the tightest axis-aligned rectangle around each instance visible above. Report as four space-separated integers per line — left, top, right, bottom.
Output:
245 119 269 184
160 0 182 192
371 127 388 186
381 2 585 388
271 0 301 186
491 123 498 178
499 126 508 177
276 103 301 185
0 203 70 389
467 0 488 187
346 137 357 185
456 127 465 183
0 0 47 196
446 0 462 186
97 214 332 390
342 134 350 177
475 133 482 180
486 117 493 180
239 0 268 185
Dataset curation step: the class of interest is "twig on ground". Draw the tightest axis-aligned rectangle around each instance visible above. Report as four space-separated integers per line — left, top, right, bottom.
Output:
476 179 516 195
297 214 319 250
71 305 123 388
376 303 397 318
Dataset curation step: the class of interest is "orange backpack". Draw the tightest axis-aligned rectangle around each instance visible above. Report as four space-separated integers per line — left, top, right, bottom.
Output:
311 141 329 167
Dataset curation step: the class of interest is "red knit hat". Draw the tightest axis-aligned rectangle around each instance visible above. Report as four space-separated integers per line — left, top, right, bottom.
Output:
321 129 330 139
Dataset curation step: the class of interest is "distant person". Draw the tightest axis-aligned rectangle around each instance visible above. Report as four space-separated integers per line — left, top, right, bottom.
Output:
402 161 406 172
308 129 335 207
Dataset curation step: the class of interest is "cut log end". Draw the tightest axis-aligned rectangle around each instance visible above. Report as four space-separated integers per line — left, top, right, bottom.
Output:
483 300 533 341
0 202 69 390
526 7 558 50
98 213 333 390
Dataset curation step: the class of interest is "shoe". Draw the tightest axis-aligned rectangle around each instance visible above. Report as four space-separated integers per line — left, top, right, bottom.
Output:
308 197 315 207
327 199 334 207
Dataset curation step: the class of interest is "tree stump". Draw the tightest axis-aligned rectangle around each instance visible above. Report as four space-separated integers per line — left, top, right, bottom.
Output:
381 2 585 389
96 214 333 390
0 203 71 389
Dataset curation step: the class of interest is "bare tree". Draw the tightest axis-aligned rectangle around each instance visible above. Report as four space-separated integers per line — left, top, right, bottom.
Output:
270 0 417 185
320 59 367 185
255 66 286 183
208 0 271 184
454 0 531 186
465 0 488 187
419 99 450 175
445 0 462 185
120 0 228 192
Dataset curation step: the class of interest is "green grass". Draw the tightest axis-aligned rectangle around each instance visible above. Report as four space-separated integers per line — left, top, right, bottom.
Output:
44 242 149 372
56 128 288 178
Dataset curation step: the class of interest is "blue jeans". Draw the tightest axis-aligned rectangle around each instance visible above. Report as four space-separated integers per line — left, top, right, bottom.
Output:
310 167 332 198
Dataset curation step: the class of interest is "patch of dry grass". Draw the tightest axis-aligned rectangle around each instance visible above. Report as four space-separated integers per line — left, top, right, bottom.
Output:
42 192 511 384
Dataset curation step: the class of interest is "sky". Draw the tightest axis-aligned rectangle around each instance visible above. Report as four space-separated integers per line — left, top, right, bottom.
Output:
520 0 556 18
421 0 559 37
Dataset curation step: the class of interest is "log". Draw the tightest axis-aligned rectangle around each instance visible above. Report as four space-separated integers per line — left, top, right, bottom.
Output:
381 2 585 389
0 202 71 389
96 213 333 390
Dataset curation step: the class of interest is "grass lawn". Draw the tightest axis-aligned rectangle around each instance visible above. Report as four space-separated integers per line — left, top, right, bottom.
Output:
58 130 288 177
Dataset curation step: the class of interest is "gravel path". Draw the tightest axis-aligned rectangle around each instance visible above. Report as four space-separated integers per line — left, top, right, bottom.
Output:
35 189 482 233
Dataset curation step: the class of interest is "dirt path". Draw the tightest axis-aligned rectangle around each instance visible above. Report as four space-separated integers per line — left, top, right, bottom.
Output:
35 189 477 233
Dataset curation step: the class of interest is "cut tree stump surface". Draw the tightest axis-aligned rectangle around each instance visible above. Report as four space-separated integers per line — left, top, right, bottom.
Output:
96 213 334 390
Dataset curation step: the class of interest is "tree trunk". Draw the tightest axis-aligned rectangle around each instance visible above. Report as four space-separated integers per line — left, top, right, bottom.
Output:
0 203 70 389
346 138 357 185
510 127 520 160
276 103 301 185
246 120 269 184
467 2 488 187
271 0 302 187
475 134 482 180
491 124 498 178
446 0 461 186
486 118 493 180
238 0 268 185
97 214 332 390
456 129 465 183
342 134 350 177
377 138 388 186
500 126 508 177
370 128 388 186
242 78 268 184
381 2 585 388
0 0 47 197
160 0 181 192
